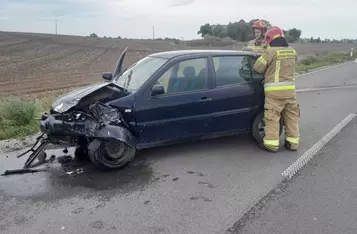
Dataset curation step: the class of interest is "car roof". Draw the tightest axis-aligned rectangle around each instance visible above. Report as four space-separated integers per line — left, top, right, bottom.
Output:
149 49 256 59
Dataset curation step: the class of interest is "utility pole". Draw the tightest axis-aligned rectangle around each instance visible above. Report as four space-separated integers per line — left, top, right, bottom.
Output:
152 26 155 40
55 19 58 35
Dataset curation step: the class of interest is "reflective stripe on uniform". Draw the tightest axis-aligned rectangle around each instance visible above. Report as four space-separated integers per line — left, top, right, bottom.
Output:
274 60 281 82
264 139 279 147
251 45 262 50
276 49 296 82
247 44 266 51
265 85 295 91
264 81 295 87
264 81 295 92
286 136 299 145
257 56 267 66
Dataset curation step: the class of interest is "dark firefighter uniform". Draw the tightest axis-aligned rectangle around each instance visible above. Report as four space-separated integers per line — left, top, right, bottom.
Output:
253 26 300 152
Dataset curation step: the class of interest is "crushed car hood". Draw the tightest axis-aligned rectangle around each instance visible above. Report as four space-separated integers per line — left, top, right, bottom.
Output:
52 82 111 113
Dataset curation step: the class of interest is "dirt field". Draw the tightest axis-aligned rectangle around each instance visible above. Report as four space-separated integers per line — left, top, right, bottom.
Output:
0 31 355 98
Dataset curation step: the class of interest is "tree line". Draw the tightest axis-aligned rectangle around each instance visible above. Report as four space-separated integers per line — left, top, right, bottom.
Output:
197 19 302 42
303 37 357 44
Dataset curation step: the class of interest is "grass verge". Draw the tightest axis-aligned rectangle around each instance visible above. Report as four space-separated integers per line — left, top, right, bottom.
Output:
295 51 357 73
0 96 55 140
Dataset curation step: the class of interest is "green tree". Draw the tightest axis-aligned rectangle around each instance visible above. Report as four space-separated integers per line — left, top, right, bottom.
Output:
288 28 301 40
226 22 241 40
197 23 213 37
212 24 226 38
197 19 300 42
283 28 302 42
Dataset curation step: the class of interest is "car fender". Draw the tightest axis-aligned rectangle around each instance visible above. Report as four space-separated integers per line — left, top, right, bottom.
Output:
89 125 137 149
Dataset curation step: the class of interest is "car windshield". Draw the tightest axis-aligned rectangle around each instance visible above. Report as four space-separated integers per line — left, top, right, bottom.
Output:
113 56 168 91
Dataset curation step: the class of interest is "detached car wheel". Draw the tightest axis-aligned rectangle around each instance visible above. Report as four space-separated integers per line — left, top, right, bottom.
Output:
88 139 136 171
251 111 284 144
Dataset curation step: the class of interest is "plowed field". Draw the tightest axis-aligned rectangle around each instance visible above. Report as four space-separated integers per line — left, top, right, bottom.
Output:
0 31 354 98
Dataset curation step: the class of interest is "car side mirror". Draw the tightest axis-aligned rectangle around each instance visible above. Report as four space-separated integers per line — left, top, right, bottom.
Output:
151 84 165 96
102 72 113 81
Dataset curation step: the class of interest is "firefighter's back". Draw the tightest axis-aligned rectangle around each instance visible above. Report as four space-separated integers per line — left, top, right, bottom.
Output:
263 46 297 99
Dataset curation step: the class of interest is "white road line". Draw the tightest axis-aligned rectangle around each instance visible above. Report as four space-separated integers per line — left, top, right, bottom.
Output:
296 61 355 78
296 85 357 93
282 113 357 179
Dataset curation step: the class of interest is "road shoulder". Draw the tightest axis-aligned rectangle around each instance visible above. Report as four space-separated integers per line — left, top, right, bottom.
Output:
226 116 357 234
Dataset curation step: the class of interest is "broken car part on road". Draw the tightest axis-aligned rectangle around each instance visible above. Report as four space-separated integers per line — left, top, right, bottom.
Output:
2 133 55 175
3 47 287 174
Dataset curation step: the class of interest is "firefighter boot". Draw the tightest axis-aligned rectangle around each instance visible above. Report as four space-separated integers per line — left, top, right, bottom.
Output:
284 141 298 151
259 142 278 153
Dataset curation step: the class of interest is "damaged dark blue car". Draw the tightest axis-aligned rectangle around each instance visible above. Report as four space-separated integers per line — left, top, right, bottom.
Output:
8 48 284 172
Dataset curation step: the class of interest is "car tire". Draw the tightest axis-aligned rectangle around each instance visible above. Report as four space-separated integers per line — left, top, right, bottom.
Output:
88 139 136 171
251 111 284 144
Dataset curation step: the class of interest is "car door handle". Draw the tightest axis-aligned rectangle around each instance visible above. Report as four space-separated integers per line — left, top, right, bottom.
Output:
199 97 212 102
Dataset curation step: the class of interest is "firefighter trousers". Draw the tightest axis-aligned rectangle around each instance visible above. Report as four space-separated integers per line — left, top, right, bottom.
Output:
264 96 300 151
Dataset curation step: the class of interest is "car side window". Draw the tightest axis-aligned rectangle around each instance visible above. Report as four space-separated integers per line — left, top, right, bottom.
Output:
157 58 208 95
213 55 254 87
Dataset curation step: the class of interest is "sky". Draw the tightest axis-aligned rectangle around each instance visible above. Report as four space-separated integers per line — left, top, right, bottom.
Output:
0 0 356 40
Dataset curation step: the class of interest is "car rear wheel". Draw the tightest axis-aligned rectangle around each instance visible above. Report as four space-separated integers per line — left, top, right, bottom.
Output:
251 111 284 144
88 139 136 171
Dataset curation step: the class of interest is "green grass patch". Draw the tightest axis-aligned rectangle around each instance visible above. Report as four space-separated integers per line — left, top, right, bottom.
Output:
0 96 55 140
295 52 357 73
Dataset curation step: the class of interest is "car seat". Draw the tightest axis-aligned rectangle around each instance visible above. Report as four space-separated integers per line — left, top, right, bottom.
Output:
167 66 195 93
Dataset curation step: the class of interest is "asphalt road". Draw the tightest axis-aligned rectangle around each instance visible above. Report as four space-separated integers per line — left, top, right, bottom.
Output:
228 116 357 234
1 61 357 234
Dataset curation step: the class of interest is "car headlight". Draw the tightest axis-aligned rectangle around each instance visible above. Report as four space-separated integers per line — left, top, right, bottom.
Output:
54 103 64 112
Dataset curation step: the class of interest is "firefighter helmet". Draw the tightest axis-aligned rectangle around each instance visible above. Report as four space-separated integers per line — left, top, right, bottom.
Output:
265 26 285 45
252 20 268 34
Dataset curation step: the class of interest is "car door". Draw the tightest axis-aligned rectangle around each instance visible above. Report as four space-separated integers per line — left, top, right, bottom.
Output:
208 54 264 134
134 55 214 146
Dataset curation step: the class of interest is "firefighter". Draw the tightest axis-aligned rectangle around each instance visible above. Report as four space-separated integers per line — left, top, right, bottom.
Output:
253 26 300 152
243 20 268 54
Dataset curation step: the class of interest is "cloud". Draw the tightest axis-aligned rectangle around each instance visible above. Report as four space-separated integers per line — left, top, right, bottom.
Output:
168 0 195 7
0 0 356 40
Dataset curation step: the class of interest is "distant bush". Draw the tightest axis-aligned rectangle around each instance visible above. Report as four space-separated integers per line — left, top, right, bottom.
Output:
0 96 54 140
296 52 357 73
186 35 241 47
0 98 36 126
299 56 318 65
162 37 181 44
